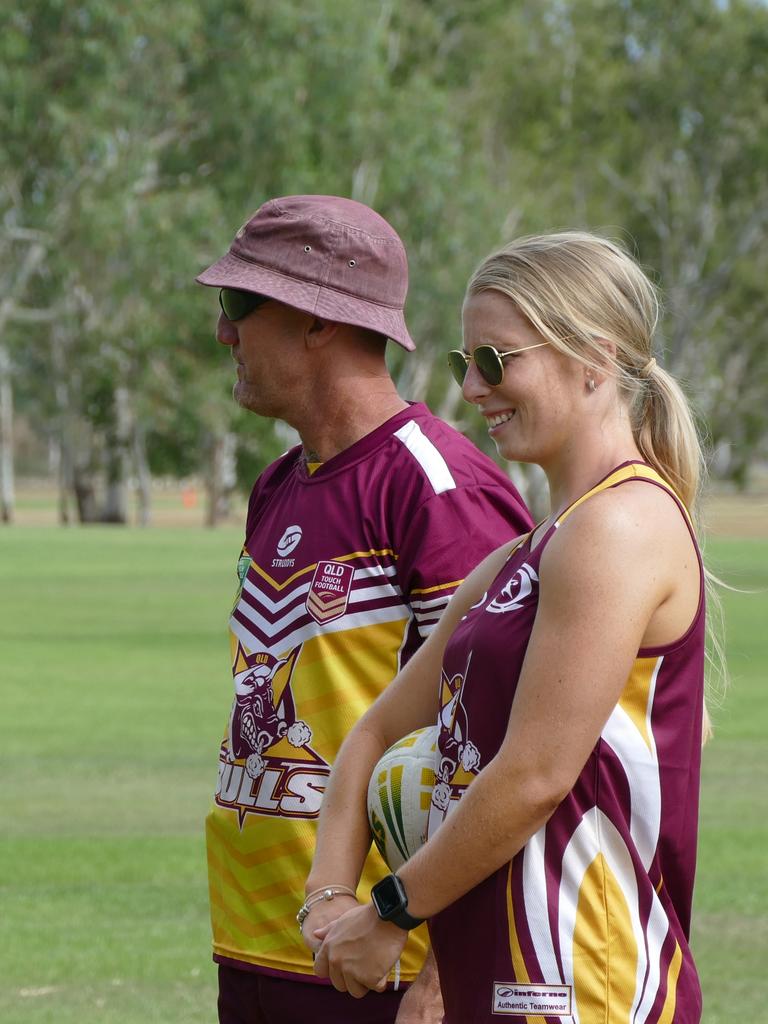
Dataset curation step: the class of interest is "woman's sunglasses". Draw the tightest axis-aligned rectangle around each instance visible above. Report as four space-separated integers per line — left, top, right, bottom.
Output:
447 342 548 387
219 288 271 322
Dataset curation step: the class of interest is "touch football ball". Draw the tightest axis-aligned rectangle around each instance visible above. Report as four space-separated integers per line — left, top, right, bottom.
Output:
366 726 437 872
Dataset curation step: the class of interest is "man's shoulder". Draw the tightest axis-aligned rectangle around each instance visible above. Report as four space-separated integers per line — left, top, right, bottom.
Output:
393 405 515 492
245 446 302 527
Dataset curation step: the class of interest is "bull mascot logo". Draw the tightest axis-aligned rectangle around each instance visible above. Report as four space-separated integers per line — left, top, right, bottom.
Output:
432 652 480 814
228 645 312 779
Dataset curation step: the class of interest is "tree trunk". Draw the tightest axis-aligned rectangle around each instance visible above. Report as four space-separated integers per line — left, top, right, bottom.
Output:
73 459 99 523
102 384 131 524
205 430 237 527
50 436 72 525
0 342 14 523
51 325 75 525
132 420 152 527
0 240 48 525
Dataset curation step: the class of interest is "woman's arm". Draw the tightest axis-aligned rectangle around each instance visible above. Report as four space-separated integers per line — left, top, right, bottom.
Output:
303 539 519 933
314 488 691 990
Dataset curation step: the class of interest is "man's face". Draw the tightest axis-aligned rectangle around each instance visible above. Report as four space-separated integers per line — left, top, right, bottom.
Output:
217 299 310 421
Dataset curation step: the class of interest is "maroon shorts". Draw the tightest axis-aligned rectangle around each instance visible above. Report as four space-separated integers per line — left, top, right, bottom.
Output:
217 964 405 1024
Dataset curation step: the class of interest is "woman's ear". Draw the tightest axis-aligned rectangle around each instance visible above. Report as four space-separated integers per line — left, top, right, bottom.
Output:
584 337 618 391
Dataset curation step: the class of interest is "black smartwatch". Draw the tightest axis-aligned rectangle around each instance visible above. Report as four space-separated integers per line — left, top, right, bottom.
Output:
370 873 424 930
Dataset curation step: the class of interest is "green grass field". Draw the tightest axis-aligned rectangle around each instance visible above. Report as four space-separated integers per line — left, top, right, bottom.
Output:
1 527 766 1023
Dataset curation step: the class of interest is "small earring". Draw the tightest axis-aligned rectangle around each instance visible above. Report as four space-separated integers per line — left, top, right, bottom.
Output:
587 377 597 392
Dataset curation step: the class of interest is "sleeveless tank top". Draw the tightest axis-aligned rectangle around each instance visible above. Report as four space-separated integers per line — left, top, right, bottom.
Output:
428 462 705 1024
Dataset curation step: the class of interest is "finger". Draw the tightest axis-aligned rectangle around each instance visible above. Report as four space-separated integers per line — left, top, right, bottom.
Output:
313 944 329 979
373 973 388 993
346 976 371 999
328 958 348 994
313 922 333 940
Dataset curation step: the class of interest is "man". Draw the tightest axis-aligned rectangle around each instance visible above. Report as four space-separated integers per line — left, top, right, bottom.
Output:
196 194 532 1024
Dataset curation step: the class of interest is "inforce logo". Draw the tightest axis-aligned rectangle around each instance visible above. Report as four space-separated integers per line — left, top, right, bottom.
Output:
273 525 303 567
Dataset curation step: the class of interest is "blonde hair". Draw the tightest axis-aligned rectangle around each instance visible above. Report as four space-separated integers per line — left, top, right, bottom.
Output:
468 231 725 733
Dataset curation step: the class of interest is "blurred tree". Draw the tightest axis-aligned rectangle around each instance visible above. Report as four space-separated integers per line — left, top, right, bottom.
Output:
1 0 766 527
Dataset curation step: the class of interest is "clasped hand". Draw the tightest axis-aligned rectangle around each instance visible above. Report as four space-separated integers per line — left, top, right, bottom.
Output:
309 901 407 999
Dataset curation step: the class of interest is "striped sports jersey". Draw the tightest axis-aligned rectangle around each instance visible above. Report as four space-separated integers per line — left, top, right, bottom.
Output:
206 403 532 981
428 463 705 1023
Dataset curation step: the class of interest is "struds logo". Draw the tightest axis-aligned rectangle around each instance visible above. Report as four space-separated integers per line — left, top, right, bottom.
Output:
273 525 303 567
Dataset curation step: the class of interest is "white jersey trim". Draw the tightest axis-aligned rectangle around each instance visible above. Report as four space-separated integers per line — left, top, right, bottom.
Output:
230 603 410 657
394 421 457 495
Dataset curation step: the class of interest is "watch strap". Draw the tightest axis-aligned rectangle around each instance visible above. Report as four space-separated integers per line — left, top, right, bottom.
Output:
386 905 424 930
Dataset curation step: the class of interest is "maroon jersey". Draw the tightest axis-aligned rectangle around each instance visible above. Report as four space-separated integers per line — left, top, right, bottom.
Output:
206 402 532 981
428 463 705 1023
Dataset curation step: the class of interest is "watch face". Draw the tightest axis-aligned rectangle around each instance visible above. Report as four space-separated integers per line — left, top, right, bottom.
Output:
373 875 404 919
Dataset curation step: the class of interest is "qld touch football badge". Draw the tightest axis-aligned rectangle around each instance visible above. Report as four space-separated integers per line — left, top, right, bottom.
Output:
307 560 354 623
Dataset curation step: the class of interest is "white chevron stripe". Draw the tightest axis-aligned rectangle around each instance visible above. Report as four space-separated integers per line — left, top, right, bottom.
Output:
230 603 410 657
242 576 311 613
234 595 310 639
240 579 400 627
415 606 444 622
241 563 399 615
354 564 398 580
349 584 401 603
411 595 452 611
414 607 447 621
522 827 563 987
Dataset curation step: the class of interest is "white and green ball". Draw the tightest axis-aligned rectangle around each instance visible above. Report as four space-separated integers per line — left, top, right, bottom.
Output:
366 726 437 871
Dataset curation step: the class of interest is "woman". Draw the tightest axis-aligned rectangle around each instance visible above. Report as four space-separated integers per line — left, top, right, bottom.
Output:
303 232 708 1023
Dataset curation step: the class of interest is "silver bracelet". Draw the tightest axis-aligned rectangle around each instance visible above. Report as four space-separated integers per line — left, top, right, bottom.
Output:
296 885 357 931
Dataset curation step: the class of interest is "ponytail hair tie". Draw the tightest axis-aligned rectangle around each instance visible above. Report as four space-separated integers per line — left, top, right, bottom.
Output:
642 357 657 377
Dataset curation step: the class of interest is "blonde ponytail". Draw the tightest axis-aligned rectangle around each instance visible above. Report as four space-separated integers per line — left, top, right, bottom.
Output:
634 362 704 520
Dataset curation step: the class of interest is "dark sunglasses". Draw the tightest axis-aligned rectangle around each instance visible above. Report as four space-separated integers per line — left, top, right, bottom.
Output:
219 288 271 322
447 342 548 387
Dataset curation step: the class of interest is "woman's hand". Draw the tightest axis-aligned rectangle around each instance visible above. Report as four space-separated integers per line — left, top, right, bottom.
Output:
313 902 408 998
299 893 359 953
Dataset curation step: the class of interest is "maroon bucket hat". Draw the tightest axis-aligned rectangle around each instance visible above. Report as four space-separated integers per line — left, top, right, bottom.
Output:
196 194 415 351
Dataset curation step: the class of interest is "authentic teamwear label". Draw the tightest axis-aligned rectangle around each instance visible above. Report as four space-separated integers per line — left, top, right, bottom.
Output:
492 982 572 1016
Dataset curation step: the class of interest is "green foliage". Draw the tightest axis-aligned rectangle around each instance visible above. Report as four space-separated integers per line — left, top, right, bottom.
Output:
2 0 768 506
